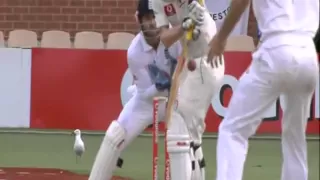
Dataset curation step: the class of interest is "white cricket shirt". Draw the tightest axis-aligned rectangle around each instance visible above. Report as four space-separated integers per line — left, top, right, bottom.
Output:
152 0 217 59
127 32 182 100
253 0 319 46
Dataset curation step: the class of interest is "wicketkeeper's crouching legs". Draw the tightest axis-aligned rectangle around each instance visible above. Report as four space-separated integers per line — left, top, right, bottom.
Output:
88 121 125 180
88 95 163 180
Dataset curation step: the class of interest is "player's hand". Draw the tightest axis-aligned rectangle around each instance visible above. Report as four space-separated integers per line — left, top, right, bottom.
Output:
191 25 201 40
207 35 226 68
147 64 171 91
182 18 201 40
155 70 171 91
188 1 205 26
182 18 194 31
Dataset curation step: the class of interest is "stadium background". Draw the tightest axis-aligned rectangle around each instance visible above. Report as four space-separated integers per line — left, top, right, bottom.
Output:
0 0 258 42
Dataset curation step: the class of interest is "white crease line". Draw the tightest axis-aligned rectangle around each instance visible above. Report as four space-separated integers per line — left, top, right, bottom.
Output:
44 173 57 175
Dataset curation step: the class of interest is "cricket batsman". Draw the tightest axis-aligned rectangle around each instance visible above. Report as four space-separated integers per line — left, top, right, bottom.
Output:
87 0 186 179
152 0 225 179
207 0 319 180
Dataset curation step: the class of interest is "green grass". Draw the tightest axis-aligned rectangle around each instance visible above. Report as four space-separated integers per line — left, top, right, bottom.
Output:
0 132 318 180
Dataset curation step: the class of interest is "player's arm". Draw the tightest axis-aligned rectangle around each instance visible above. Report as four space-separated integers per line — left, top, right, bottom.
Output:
152 0 184 48
216 0 250 41
159 25 185 49
128 55 170 100
128 55 158 99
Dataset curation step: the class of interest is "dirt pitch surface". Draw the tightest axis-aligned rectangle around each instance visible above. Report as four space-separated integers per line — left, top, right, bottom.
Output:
0 168 133 180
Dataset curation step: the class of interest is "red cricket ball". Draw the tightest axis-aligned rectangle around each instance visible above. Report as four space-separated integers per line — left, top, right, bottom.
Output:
187 60 196 71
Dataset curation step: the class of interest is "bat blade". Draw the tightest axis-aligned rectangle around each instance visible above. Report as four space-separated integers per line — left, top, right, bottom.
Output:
164 55 186 126
165 33 189 127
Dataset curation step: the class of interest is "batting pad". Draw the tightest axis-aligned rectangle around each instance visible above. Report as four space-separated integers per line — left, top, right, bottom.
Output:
167 134 193 180
88 121 126 180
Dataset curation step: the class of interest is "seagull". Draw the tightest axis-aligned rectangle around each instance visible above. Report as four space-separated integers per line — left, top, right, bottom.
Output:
72 129 85 163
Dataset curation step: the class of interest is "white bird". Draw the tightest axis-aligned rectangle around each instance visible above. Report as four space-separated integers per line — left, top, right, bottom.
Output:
72 129 85 163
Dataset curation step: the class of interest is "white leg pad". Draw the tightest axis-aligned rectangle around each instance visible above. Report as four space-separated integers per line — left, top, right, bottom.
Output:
88 121 126 180
167 134 193 180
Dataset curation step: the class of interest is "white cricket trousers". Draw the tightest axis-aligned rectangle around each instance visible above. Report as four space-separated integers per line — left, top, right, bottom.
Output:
175 56 225 144
167 56 224 180
216 34 319 180
117 94 166 151
117 93 189 152
88 90 190 180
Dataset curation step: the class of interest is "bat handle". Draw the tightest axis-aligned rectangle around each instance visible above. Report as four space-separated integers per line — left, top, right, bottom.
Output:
186 0 204 41
186 27 194 40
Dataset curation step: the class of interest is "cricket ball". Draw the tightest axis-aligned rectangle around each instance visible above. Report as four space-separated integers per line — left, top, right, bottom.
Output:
187 60 196 71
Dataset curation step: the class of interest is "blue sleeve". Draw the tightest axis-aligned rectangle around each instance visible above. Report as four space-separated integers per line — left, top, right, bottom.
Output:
127 57 161 100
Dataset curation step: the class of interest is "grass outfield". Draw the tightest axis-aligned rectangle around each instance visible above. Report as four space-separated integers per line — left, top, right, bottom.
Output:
0 131 318 180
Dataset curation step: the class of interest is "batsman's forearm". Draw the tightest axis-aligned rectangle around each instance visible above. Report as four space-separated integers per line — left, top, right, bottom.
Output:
160 25 184 48
217 0 250 41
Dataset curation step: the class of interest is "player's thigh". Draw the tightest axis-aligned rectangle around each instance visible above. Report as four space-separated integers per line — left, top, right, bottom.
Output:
117 96 137 128
221 51 281 136
177 77 208 132
178 63 216 116
177 65 216 134
168 111 189 135
117 97 154 150
120 112 153 151
280 45 319 133
281 92 313 134
123 100 167 150
283 45 319 93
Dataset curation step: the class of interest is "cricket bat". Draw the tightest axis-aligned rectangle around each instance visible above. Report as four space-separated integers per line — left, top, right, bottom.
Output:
164 0 204 126
164 39 189 126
